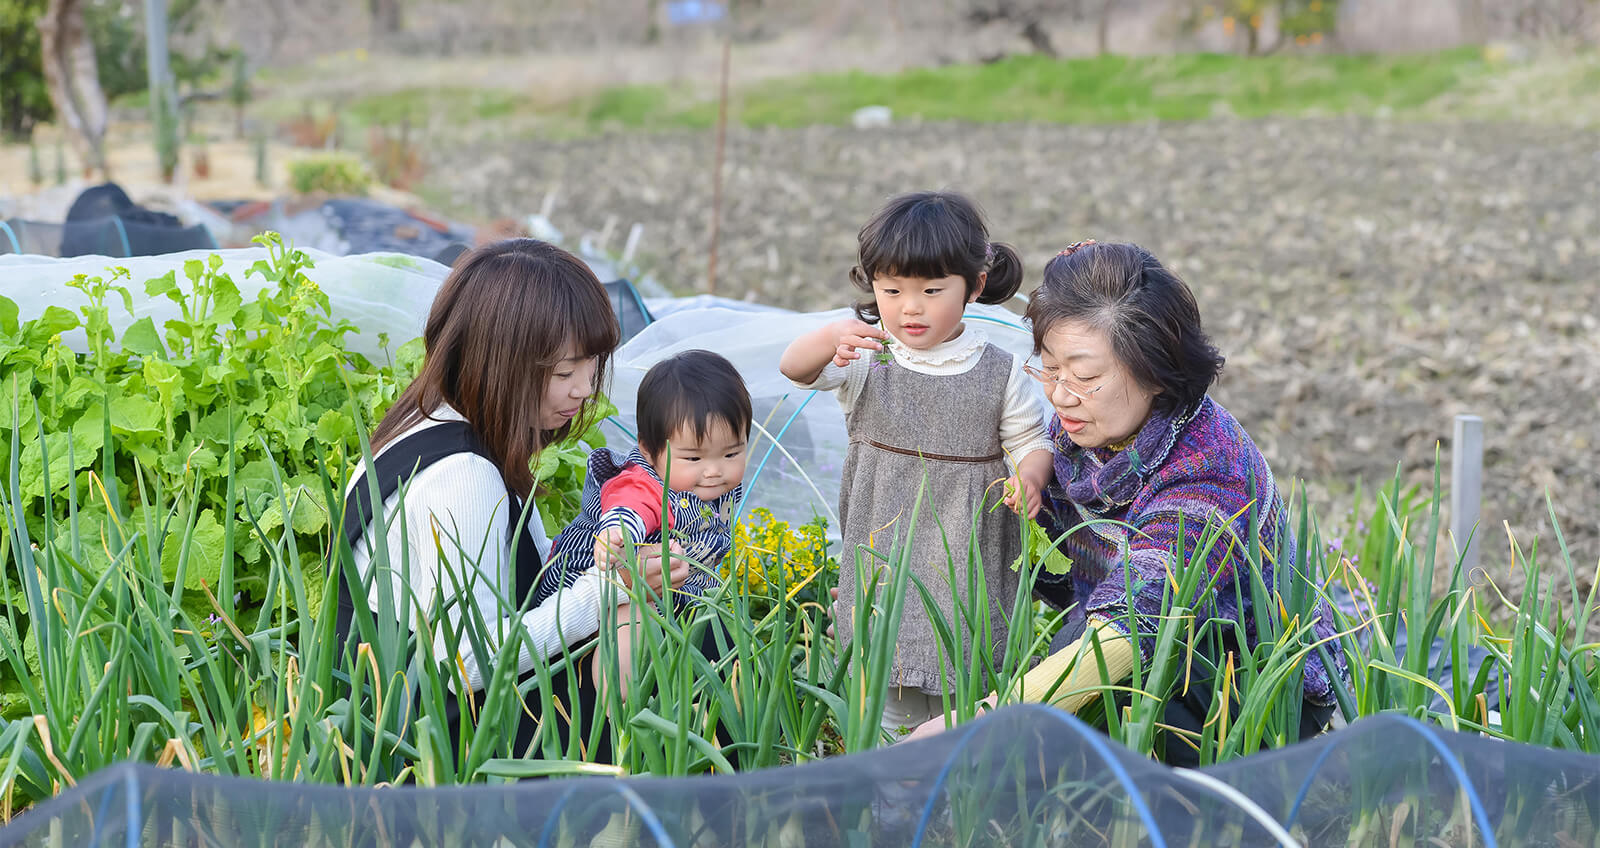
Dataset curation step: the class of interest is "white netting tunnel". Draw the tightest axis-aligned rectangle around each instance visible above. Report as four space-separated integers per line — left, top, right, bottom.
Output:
3 706 1597 847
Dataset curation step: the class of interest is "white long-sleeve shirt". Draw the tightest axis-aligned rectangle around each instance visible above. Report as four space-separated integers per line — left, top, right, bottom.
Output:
793 324 1053 462
346 405 605 692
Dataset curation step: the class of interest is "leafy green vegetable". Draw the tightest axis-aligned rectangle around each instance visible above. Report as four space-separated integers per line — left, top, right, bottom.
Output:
873 334 894 366
1011 518 1072 576
0 232 601 626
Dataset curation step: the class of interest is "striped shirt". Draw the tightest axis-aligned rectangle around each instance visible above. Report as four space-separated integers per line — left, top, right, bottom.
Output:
536 447 739 608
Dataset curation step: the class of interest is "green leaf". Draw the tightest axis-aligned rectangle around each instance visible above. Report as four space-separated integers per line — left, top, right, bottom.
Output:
0 617 40 677
1011 519 1074 576
144 270 181 302
161 508 227 591
183 259 205 285
109 395 164 435
68 405 107 457
0 295 18 336
19 429 98 498
169 438 221 477
22 306 80 348
208 275 242 326
0 375 38 431
193 408 256 446
141 357 182 416
121 316 167 358
313 409 354 445
258 483 329 536
533 446 562 482
57 376 101 411
395 336 425 377
113 284 134 316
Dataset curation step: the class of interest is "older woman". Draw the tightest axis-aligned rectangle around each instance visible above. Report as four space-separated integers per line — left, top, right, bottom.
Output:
908 241 1347 765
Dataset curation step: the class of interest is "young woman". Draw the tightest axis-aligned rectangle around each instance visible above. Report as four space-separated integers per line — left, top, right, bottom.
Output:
335 238 684 758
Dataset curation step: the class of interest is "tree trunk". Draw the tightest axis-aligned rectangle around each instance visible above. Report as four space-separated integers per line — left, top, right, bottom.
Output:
36 0 109 177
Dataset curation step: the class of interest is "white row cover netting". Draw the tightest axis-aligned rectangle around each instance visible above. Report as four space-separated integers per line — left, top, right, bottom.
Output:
1 247 1040 529
3 707 1596 847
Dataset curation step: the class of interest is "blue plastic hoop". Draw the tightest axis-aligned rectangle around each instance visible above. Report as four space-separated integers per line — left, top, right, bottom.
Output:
111 217 132 257
534 780 677 848
1283 715 1497 847
734 389 816 524
908 705 1167 848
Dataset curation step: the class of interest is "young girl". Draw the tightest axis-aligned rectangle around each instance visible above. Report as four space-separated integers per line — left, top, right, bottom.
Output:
779 191 1055 733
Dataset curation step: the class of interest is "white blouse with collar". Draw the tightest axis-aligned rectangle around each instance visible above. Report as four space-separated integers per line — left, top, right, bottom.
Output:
792 324 1052 461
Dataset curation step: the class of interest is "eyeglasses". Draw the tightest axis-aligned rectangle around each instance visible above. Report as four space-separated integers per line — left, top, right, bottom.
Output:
1023 361 1108 402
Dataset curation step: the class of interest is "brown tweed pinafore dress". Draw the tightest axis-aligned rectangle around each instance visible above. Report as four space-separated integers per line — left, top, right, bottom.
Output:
835 344 1022 693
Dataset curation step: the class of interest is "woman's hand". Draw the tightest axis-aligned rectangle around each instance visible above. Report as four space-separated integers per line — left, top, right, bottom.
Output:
900 694 999 744
592 526 628 569
610 540 689 595
828 319 890 368
903 712 953 743
592 602 640 703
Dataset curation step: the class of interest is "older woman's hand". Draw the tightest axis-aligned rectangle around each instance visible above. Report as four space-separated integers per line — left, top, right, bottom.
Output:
903 713 952 743
899 693 998 744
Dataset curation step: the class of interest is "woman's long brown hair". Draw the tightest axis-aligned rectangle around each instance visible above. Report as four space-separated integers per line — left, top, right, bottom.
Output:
371 239 620 498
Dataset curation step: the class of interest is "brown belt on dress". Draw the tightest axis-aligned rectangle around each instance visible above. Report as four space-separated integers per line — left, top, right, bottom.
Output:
861 438 1003 464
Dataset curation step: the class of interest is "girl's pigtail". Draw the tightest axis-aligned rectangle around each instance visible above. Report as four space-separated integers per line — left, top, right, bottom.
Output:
849 264 881 323
977 242 1024 305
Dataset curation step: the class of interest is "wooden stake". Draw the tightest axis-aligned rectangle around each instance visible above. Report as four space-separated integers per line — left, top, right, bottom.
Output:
707 34 731 295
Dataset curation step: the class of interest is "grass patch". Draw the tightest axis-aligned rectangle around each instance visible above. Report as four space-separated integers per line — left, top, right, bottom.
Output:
346 86 532 128
571 48 1496 131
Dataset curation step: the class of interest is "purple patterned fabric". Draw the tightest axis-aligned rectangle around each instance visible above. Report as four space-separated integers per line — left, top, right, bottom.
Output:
1040 396 1347 705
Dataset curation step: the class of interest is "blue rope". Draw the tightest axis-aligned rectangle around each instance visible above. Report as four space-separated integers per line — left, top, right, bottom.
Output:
0 220 19 254
733 390 815 524
1283 716 1497 847
908 706 1167 848
534 780 676 848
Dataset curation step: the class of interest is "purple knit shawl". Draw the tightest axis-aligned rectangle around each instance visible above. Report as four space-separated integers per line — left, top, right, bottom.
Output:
1045 396 1347 706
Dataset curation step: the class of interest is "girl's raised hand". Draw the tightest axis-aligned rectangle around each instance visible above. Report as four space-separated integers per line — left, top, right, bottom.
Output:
830 319 889 368
1003 474 1043 519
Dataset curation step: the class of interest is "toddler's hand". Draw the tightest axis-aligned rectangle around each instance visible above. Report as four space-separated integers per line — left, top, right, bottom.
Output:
1003 474 1042 519
830 319 889 368
592 526 628 569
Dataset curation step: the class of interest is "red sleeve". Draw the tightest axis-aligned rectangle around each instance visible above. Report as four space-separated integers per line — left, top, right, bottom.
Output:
599 466 673 534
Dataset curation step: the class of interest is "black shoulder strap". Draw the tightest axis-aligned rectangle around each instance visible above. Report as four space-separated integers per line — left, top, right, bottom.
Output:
340 422 497 548
333 420 543 643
